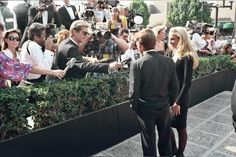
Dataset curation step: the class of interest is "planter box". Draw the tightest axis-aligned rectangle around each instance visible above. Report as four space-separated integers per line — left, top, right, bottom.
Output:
0 101 139 157
190 69 235 107
0 70 235 156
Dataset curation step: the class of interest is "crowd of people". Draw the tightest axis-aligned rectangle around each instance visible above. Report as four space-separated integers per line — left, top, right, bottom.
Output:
0 0 235 156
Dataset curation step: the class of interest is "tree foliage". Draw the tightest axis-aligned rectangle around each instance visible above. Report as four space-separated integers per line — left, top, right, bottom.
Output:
167 0 212 26
130 0 150 26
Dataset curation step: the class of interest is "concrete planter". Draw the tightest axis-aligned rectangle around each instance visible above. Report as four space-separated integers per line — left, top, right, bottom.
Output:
0 101 139 157
190 69 235 107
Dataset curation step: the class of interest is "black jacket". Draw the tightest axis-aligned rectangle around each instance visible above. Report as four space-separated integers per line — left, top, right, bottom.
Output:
55 38 109 79
58 5 79 30
129 51 179 109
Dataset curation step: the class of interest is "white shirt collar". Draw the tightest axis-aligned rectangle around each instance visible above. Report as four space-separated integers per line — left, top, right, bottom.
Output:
143 49 156 55
70 37 78 46
2 48 19 60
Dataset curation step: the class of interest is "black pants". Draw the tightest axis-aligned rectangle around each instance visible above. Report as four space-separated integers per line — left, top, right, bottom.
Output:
136 105 172 157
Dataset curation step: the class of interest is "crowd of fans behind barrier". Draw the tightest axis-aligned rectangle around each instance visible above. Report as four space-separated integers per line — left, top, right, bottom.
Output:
0 0 235 88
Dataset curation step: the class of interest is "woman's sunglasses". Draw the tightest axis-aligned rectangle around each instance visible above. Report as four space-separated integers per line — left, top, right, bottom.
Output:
8 36 20 41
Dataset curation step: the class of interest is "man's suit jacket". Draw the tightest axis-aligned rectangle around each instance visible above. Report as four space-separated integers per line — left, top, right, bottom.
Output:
28 6 61 27
129 51 179 109
58 5 79 30
55 38 109 79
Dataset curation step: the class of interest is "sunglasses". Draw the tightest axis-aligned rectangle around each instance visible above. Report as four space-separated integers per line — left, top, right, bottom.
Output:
8 36 20 41
82 31 89 36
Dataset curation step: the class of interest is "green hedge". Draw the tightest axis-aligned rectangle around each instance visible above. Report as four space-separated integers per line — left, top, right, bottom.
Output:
193 55 236 79
0 71 129 140
0 55 235 141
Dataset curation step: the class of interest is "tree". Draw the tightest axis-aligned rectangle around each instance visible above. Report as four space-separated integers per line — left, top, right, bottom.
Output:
167 0 212 26
130 0 150 27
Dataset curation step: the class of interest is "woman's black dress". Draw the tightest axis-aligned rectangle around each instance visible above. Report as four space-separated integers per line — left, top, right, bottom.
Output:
171 55 193 129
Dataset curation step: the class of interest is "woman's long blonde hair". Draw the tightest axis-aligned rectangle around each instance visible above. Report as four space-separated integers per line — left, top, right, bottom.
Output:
169 26 199 69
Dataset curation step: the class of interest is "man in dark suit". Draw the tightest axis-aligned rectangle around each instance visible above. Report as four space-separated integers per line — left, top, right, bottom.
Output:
28 0 61 33
13 0 31 35
58 0 79 30
55 20 121 79
129 29 179 156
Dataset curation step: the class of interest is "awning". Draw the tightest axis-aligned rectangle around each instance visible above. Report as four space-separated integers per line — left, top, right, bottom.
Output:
223 22 234 29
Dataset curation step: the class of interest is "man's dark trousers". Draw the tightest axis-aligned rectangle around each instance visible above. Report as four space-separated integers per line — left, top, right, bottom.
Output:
136 104 172 157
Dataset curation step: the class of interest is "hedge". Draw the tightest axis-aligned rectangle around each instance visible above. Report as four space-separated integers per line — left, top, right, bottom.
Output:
0 55 235 141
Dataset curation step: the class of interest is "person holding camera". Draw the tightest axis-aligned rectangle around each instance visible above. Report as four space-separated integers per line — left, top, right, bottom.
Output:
20 22 55 83
27 0 61 34
58 0 79 30
0 28 65 88
55 20 121 79
94 1 109 23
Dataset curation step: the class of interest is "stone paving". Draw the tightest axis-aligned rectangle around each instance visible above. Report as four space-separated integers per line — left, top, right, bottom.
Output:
94 91 236 157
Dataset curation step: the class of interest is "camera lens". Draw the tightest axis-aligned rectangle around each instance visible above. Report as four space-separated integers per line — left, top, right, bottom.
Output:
85 10 94 17
103 31 111 40
52 38 57 44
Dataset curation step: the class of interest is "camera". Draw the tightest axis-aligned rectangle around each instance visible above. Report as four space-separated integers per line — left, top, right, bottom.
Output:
52 38 57 44
38 0 53 11
46 24 56 37
81 2 95 20
84 9 95 18
84 30 116 59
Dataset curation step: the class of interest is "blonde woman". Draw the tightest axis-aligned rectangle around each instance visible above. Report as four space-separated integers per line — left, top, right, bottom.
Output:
107 7 123 36
152 25 166 54
55 29 70 45
169 26 199 157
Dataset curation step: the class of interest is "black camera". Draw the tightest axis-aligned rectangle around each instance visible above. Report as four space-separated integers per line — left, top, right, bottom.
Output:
85 9 95 18
38 0 53 11
96 30 112 40
127 10 136 28
52 38 57 44
84 30 116 59
45 24 56 37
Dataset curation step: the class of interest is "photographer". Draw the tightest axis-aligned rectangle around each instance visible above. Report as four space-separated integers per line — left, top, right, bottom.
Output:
20 22 55 83
80 29 128 59
28 0 61 36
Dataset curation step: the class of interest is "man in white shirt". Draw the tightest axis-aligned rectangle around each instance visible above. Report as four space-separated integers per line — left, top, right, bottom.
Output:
20 22 54 83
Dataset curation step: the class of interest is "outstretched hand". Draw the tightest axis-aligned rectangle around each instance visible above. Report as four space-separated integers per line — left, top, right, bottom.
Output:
52 70 65 80
108 62 122 71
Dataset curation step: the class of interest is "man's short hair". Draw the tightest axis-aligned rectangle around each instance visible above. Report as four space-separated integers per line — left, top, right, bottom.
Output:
136 29 156 51
119 28 129 36
70 20 89 32
28 22 46 40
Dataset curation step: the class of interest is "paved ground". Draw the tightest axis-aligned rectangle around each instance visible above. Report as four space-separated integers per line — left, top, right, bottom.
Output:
94 91 236 157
